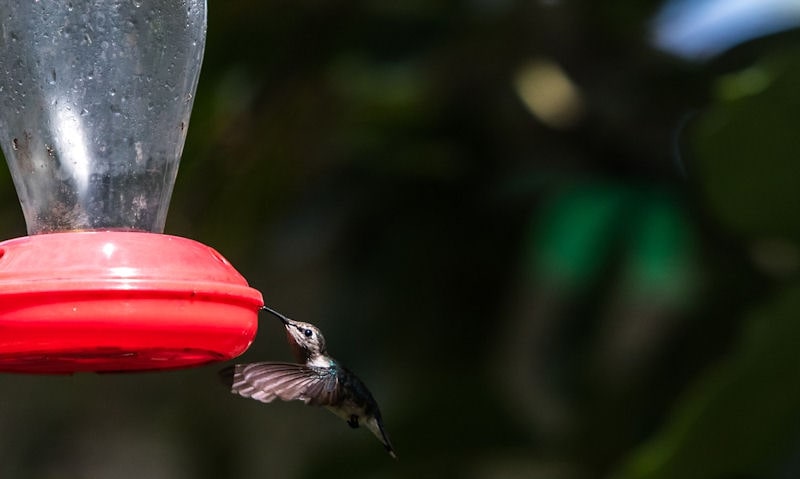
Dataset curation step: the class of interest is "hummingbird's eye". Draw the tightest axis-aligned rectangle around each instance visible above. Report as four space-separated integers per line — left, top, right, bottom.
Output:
304 329 313 338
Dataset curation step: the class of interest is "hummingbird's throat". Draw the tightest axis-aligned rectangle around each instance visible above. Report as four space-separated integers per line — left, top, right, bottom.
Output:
287 333 310 363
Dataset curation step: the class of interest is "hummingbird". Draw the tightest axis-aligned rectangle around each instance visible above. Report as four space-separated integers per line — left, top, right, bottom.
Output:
220 306 397 459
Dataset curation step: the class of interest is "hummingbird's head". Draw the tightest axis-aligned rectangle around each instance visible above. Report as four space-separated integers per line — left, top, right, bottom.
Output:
261 306 328 361
282 318 327 354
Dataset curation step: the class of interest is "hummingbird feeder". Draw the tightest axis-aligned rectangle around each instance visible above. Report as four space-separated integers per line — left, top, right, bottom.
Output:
0 1 263 373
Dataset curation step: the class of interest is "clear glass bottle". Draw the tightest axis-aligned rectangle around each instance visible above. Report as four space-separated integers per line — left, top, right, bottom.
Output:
0 0 206 234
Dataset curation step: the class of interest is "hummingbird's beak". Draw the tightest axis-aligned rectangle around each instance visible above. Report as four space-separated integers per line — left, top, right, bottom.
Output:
261 305 291 325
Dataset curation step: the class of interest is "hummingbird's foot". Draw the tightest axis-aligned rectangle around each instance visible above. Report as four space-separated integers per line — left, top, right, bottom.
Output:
347 415 360 429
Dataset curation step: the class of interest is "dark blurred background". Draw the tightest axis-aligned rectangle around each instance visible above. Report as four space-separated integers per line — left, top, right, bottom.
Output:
2 0 800 478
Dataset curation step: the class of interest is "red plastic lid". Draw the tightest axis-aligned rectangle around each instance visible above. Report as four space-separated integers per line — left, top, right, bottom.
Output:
0 231 263 373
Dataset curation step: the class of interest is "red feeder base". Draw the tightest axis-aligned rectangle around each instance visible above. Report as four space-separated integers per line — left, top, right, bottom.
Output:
0 231 263 373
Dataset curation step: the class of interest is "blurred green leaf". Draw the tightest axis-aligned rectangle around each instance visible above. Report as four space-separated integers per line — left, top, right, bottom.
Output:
693 47 800 240
529 183 630 289
622 195 697 305
613 283 800 479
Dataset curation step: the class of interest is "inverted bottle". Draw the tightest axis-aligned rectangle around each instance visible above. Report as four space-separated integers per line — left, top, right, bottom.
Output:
0 0 205 234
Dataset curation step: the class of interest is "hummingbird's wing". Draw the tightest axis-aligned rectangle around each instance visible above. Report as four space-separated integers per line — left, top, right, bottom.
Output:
221 362 399 459
221 362 341 406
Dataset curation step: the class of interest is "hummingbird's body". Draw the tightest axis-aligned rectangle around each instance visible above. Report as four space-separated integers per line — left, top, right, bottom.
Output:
221 307 396 459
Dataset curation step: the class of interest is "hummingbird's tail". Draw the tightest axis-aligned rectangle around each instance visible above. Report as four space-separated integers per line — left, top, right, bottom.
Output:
384 436 398 460
366 416 397 459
